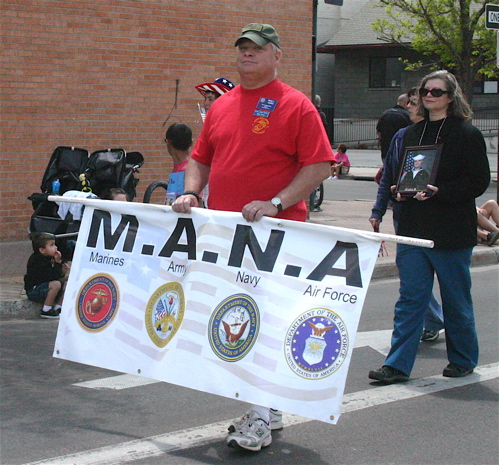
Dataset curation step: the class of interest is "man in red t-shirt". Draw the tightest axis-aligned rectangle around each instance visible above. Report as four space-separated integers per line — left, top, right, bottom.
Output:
172 23 333 451
173 23 333 223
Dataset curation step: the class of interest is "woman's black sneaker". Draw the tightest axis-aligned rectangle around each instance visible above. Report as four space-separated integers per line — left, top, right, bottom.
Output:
443 363 473 378
421 329 440 342
369 366 409 384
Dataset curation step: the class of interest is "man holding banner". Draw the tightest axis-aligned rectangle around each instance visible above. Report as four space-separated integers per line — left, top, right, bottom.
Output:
173 23 333 451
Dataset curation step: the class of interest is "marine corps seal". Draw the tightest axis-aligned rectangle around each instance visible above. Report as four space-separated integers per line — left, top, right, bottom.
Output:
252 116 270 134
76 274 119 332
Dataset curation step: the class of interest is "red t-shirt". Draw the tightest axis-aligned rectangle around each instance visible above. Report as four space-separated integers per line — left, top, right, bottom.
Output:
172 158 188 173
191 79 334 221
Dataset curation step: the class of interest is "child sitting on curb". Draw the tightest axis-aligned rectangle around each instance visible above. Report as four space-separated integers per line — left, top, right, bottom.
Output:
24 232 70 319
329 143 350 179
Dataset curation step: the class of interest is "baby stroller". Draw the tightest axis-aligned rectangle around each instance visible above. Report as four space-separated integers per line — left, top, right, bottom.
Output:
28 146 144 259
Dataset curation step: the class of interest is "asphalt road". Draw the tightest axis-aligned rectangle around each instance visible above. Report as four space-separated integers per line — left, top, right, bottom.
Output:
1 265 497 465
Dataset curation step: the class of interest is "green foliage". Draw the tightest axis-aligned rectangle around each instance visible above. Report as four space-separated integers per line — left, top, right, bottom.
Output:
372 0 497 98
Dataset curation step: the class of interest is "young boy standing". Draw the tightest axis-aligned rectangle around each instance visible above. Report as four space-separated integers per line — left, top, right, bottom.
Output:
24 233 70 319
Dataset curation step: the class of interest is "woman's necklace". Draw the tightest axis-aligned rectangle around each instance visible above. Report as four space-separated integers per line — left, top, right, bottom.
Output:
418 117 447 145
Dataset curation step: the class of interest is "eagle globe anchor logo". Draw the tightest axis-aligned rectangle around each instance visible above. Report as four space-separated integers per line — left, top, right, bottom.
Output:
209 294 260 362
285 308 349 379
76 274 119 332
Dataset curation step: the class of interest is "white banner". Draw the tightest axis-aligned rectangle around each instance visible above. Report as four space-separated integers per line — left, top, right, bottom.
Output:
54 199 383 424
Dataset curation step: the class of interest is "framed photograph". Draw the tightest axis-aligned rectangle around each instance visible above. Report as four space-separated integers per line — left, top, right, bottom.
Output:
395 145 442 196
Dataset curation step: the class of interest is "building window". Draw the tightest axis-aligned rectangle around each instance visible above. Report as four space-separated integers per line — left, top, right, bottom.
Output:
369 57 403 88
473 78 498 95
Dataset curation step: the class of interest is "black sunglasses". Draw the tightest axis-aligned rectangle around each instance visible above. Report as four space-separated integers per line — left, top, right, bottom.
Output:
420 88 451 97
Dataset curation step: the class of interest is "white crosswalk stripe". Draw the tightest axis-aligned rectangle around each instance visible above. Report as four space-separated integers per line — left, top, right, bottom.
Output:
26 362 498 465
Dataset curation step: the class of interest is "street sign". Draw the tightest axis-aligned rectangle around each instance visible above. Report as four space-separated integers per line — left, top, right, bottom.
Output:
486 3 499 29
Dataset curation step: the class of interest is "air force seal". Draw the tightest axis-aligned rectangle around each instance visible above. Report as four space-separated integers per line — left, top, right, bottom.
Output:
209 294 259 362
145 282 185 348
285 308 349 379
76 274 119 332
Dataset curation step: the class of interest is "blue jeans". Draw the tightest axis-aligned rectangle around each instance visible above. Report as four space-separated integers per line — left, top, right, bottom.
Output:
424 293 444 331
26 282 50 303
385 244 478 376
393 219 444 332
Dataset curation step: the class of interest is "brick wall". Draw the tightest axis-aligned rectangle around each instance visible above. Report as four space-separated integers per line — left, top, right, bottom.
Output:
1 0 314 241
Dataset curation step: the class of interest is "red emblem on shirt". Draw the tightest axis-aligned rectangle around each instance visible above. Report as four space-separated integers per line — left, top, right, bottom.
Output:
252 117 270 134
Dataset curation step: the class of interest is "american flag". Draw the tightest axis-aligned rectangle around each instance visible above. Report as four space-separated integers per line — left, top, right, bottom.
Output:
404 152 416 172
198 103 206 122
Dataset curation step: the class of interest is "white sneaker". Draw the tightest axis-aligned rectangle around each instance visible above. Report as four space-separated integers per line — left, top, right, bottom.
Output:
228 408 283 432
226 410 272 451
332 176 338 179
269 409 283 430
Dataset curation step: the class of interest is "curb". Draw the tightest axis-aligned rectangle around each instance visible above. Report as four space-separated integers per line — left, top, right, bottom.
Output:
351 175 375 182
0 299 41 320
471 246 499 267
371 246 499 281
1 248 496 320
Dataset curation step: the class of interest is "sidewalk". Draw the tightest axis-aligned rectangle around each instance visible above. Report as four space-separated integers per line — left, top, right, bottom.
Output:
1 165 498 319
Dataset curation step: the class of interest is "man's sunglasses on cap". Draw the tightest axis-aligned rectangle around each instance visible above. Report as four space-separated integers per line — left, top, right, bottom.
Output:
419 88 451 97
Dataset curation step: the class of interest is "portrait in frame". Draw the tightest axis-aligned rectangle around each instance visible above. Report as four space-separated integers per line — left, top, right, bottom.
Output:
395 145 442 196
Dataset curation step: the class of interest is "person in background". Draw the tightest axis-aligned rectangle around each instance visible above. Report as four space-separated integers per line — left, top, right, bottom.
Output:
314 94 327 129
163 123 192 204
24 232 70 319
376 93 412 162
173 22 333 451
369 70 490 384
370 87 444 343
195 79 235 202
165 123 192 170
476 199 499 246
329 143 350 179
100 187 128 201
195 77 235 119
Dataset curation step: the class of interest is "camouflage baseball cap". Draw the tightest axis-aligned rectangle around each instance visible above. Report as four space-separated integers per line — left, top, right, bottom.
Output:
235 23 280 48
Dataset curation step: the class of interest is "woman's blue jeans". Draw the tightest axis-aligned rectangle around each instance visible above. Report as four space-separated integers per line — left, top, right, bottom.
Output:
385 244 478 376
424 293 444 331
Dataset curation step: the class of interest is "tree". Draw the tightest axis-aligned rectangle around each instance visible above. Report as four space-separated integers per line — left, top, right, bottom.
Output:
372 0 497 103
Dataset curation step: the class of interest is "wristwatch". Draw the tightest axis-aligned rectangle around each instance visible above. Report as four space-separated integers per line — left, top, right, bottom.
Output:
271 197 283 213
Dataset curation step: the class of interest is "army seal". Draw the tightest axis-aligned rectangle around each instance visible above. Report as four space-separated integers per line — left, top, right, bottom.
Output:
145 282 185 348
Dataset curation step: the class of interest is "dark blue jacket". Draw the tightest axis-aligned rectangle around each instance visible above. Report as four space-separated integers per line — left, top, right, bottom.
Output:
398 117 490 249
371 127 407 225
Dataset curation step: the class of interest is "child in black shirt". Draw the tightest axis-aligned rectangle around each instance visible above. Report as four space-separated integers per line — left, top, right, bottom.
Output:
24 233 70 319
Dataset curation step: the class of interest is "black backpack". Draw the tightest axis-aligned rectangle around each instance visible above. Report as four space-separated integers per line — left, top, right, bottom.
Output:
40 146 89 195
82 148 143 200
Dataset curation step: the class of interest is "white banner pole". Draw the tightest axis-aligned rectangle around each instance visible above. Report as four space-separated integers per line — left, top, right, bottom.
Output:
48 195 434 248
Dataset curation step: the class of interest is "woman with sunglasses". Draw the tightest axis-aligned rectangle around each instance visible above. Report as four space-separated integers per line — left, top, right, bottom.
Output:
370 86 444 344
369 70 490 384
